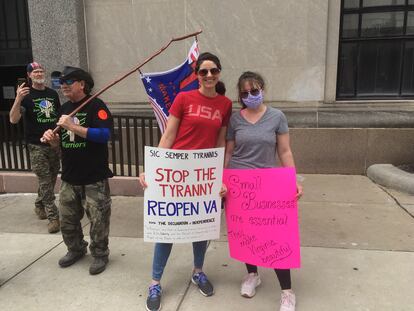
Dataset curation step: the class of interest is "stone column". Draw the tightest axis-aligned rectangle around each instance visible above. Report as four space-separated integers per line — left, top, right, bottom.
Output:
27 0 88 75
324 0 341 103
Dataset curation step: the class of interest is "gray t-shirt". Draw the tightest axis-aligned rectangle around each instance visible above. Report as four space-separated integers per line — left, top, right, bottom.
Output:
226 106 289 169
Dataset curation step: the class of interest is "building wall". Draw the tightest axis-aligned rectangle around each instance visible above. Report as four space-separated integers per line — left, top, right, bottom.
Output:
84 0 329 104
24 0 414 174
27 0 88 75
291 128 414 174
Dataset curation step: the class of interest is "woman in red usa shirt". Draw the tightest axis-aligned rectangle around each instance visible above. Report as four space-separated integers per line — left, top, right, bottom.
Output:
140 52 232 311
160 55 231 150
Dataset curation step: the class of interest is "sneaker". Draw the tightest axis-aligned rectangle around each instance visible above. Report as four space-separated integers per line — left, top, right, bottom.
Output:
241 273 261 298
58 249 87 268
146 284 162 311
89 256 108 275
280 290 296 311
191 272 214 296
34 207 47 220
47 219 60 233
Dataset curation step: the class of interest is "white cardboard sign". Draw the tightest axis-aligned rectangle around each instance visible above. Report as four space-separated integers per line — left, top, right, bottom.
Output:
143 146 224 243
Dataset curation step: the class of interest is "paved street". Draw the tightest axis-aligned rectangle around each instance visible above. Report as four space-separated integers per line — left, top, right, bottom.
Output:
0 175 413 311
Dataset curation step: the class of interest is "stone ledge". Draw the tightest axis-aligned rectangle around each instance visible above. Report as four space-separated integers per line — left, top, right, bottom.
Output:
367 164 414 195
0 172 143 196
107 102 414 128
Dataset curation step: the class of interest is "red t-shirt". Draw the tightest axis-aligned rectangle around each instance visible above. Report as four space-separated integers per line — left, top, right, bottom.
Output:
169 89 232 150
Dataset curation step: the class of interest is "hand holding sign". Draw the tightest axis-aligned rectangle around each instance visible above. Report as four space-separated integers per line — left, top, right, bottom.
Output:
139 172 147 188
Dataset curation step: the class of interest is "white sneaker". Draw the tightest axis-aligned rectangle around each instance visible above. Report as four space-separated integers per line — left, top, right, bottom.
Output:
240 273 261 298
279 290 296 311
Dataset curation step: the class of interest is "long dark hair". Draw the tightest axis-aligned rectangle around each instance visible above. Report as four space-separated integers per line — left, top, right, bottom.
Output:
215 81 226 95
237 71 265 108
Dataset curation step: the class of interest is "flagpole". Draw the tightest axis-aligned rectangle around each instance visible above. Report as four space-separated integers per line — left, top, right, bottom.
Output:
51 30 203 135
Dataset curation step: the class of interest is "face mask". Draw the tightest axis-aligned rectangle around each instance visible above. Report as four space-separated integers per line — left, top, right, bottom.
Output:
242 90 263 108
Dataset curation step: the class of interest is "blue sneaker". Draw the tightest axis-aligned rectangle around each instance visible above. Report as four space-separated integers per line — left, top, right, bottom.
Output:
191 272 214 296
146 284 162 311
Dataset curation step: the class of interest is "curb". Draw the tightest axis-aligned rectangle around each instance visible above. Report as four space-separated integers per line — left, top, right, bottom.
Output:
0 172 143 196
366 164 414 195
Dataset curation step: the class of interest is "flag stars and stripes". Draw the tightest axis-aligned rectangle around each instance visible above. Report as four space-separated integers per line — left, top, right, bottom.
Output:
139 41 199 134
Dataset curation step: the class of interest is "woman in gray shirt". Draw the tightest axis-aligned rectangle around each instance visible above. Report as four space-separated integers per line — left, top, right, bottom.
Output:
224 71 303 311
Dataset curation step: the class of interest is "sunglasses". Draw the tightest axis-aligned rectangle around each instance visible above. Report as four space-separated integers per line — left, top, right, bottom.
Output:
59 79 79 85
197 68 221 76
240 88 261 99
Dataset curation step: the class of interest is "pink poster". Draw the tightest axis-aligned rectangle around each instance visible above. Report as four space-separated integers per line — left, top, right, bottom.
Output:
223 167 300 269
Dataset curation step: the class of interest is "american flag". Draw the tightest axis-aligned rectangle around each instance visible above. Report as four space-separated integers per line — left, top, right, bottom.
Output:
140 41 200 133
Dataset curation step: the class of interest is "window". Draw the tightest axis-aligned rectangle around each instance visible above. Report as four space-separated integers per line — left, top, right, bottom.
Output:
344 0 360 8
363 0 405 6
357 41 402 95
337 0 414 99
361 12 404 37
401 41 414 94
0 0 32 66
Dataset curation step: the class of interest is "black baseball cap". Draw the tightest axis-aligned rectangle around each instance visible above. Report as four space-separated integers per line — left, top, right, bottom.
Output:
59 66 94 89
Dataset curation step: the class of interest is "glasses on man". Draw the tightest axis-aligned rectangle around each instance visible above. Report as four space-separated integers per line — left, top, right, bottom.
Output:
197 68 221 76
59 79 79 85
240 88 261 99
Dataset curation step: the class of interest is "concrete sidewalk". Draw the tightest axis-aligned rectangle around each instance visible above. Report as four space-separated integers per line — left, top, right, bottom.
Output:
0 175 413 311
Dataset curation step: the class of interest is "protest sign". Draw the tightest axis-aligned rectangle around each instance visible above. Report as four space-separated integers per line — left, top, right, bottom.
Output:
144 146 224 243
223 167 300 269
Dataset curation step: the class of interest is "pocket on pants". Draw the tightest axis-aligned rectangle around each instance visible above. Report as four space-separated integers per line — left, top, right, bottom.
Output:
85 180 111 212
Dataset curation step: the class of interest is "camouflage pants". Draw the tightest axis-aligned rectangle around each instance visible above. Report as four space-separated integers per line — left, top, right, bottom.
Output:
28 144 60 220
59 180 112 258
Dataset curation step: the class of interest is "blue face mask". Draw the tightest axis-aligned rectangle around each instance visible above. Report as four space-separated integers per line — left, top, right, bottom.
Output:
241 90 263 109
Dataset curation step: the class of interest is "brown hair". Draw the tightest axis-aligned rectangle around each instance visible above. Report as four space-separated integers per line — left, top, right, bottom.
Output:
215 81 226 95
237 71 265 108
195 52 222 73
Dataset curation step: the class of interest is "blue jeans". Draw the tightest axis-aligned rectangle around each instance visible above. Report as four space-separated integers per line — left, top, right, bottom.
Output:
152 241 208 281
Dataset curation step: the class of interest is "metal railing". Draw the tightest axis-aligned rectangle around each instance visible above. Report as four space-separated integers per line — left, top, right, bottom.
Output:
110 115 161 176
0 111 161 177
0 111 30 171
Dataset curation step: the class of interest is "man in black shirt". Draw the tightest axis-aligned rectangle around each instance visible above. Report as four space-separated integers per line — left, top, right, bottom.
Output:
10 62 61 234
42 66 113 275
